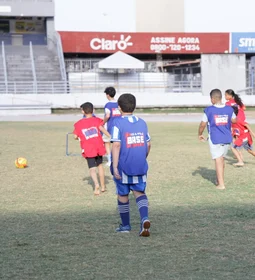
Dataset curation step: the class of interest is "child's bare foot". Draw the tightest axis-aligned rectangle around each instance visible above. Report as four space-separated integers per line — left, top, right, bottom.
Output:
233 162 244 167
101 186 107 193
216 185 226 190
94 185 100 196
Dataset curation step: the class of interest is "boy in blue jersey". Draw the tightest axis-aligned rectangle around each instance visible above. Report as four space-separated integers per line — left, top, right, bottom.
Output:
103 87 121 166
198 89 236 190
111 93 151 237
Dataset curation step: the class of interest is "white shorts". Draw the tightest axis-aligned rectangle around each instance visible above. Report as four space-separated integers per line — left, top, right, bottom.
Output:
102 134 111 143
102 123 111 143
208 138 230 159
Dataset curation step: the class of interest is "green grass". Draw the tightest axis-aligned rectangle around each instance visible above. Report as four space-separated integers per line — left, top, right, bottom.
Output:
0 122 255 280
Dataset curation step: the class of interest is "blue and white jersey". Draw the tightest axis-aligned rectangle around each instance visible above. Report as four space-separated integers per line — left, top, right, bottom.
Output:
104 101 121 133
202 104 235 144
111 115 151 184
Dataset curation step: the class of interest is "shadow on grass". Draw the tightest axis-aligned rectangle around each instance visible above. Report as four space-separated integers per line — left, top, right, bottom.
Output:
1 204 255 280
192 166 216 185
83 175 112 190
225 157 238 165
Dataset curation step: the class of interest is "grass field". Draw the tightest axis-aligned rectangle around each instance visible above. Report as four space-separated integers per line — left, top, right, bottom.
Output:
0 121 255 280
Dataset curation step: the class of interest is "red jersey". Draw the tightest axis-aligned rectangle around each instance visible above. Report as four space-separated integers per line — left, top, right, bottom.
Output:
73 117 106 158
225 99 246 122
232 119 252 147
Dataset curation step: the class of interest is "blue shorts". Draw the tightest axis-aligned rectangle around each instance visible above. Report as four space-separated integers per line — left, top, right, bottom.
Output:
114 178 147 196
232 141 253 151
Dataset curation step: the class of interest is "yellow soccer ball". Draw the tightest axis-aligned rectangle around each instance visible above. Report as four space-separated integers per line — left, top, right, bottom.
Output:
15 157 28 168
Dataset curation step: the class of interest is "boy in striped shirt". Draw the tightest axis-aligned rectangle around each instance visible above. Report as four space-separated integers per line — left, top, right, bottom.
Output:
111 93 151 236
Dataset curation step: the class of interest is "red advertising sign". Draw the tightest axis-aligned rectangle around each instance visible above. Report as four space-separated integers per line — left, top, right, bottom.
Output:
59 32 229 54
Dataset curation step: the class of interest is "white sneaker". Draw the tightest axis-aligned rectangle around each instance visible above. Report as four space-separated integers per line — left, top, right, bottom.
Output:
105 162 111 167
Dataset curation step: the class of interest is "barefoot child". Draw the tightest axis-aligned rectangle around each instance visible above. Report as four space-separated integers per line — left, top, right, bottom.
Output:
73 102 111 195
231 105 255 166
198 89 236 190
225 90 248 162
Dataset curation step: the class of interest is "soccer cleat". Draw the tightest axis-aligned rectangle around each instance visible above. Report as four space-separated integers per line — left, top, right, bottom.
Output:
139 219 151 237
115 224 131 233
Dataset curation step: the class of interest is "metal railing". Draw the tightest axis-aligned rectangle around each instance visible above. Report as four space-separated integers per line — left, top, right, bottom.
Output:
52 32 67 82
29 41 37 92
65 59 201 74
0 80 202 94
237 87 255 95
2 41 8 93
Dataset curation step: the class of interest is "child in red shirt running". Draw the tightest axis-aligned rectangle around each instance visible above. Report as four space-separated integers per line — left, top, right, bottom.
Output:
73 102 111 195
231 106 255 166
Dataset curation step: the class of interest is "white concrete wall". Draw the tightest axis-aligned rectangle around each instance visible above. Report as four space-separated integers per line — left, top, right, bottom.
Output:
1 93 255 109
136 0 184 32
184 0 255 32
54 0 136 32
201 54 246 96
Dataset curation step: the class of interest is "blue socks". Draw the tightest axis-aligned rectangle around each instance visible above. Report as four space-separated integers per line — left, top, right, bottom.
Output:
118 200 130 226
136 195 149 222
118 195 149 227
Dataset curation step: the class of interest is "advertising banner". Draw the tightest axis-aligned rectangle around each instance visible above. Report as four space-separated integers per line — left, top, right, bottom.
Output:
59 32 230 54
231 32 255 53
10 20 45 34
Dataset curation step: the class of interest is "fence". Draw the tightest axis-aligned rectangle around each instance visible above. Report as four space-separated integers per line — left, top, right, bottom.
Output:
65 59 163 73
0 80 202 94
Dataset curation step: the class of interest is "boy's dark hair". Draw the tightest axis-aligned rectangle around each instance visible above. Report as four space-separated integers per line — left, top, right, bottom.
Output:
232 105 239 116
80 102 93 114
118 93 136 113
225 89 244 108
104 87 116 98
210 88 222 100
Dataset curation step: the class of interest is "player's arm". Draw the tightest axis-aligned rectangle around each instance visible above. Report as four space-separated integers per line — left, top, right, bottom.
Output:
111 125 121 179
112 141 121 179
146 131 151 157
245 123 255 138
231 112 237 123
198 121 207 141
147 141 151 157
73 128 79 140
103 108 111 125
99 125 111 138
198 112 208 141
231 117 237 124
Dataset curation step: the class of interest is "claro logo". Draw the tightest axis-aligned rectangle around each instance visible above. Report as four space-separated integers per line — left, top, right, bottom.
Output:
239 38 255 47
90 35 133 51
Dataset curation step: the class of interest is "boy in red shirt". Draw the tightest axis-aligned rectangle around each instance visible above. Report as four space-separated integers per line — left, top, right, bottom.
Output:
231 106 255 166
73 102 111 195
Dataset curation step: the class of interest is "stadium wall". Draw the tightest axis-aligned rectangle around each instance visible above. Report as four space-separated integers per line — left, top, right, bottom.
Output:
201 54 246 96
